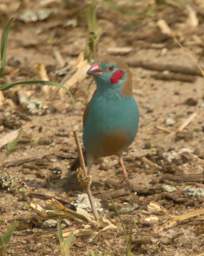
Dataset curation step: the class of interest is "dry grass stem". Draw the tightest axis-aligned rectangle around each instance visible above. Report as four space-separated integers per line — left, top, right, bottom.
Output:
54 48 65 68
73 131 99 221
177 112 197 132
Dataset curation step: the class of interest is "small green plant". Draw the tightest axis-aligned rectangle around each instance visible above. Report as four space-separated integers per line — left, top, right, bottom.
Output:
0 222 18 256
126 235 134 256
6 137 19 154
0 19 62 91
84 0 101 62
0 18 12 76
57 221 75 256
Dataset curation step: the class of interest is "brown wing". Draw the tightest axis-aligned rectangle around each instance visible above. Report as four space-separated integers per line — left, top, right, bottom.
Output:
112 59 132 96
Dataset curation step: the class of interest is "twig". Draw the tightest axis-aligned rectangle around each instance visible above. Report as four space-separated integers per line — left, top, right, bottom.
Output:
0 129 20 149
54 48 65 68
30 199 97 226
160 173 204 183
156 126 171 134
127 59 203 77
177 112 197 132
1 154 51 168
101 188 129 200
157 208 204 232
152 72 196 83
36 63 51 95
40 0 57 7
142 156 162 170
28 192 72 206
0 91 5 106
73 131 99 221
157 19 173 37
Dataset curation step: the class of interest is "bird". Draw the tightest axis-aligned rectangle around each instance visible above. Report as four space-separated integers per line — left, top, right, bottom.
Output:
70 60 139 185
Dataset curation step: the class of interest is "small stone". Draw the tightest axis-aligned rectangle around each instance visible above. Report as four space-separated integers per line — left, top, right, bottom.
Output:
65 19 77 27
160 48 168 56
142 215 159 225
200 101 204 108
178 148 193 154
62 219 71 227
165 117 175 126
147 202 163 213
162 184 177 193
184 186 204 197
143 142 152 149
119 204 139 214
162 151 179 163
0 174 16 191
19 9 52 22
72 193 103 213
184 98 197 106
43 219 58 228
175 131 193 142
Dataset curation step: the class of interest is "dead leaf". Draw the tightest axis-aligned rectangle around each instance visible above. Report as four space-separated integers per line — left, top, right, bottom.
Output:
19 9 53 22
0 130 20 150
177 112 197 132
157 19 173 37
107 47 133 55
0 91 5 106
186 5 199 28
156 208 204 232
63 53 90 90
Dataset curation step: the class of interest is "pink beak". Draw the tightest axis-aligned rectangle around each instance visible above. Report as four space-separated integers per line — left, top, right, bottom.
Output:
87 63 102 76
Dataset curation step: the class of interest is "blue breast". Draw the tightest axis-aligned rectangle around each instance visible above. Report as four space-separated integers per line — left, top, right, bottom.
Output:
83 89 139 158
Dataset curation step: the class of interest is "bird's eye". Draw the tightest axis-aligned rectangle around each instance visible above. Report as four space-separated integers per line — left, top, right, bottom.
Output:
108 66 114 71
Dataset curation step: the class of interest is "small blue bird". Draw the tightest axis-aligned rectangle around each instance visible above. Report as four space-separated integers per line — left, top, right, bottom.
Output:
71 60 139 183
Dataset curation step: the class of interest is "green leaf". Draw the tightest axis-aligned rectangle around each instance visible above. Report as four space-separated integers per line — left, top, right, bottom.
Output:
126 235 134 256
0 18 13 76
0 222 18 255
84 1 101 62
57 220 75 256
6 137 19 154
0 80 63 91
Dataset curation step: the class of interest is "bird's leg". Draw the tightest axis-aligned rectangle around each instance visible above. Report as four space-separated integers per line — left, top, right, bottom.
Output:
118 156 132 190
119 156 128 179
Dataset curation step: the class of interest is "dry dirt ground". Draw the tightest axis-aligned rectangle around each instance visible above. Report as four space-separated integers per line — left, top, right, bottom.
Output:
0 0 204 255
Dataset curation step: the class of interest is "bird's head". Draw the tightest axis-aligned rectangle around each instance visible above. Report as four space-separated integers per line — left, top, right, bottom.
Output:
87 61 132 95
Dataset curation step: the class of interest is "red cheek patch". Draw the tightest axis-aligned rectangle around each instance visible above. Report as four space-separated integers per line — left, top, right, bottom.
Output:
110 70 124 84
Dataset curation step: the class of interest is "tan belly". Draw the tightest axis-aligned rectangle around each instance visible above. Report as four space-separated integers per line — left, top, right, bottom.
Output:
92 131 132 157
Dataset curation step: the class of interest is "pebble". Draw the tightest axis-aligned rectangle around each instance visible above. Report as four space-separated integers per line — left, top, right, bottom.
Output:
162 184 177 193
147 202 164 213
184 186 204 197
162 151 179 163
72 193 103 213
142 215 159 225
184 97 197 106
165 117 175 126
43 219 58 228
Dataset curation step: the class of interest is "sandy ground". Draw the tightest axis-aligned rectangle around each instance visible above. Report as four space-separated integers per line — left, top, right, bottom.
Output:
0 1 204 255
